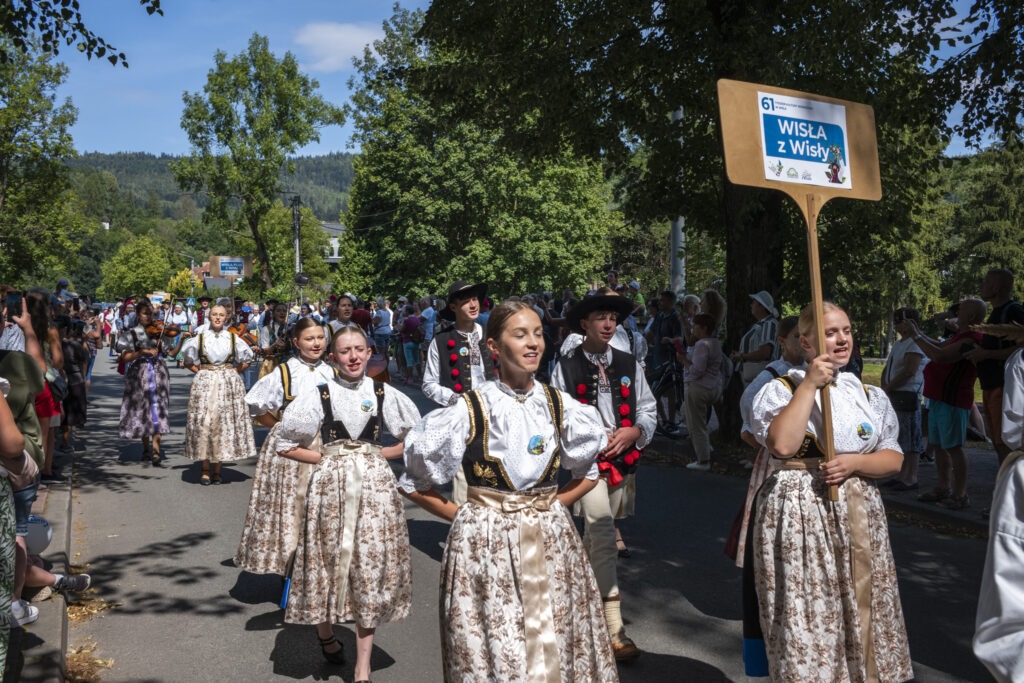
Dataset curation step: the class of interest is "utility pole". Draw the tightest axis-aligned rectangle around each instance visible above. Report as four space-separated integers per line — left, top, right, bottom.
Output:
670 107 686 296
292 196 303 303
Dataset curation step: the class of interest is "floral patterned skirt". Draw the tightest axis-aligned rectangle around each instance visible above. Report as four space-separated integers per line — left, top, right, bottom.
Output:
119 357 170 439
441 498 619 683
0 480 15 670
184 366 256 463
285 442 411 628
753 470 913 683
234 425 314 574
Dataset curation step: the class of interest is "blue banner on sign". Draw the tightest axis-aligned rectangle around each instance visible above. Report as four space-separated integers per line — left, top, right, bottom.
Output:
762 114 846 165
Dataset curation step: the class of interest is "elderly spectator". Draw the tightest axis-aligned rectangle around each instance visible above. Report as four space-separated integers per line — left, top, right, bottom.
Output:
910 298 987 510
884 307 927 490
732 290 779 385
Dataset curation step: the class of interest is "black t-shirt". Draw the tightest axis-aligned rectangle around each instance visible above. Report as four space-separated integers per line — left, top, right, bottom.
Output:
977 300 1024 389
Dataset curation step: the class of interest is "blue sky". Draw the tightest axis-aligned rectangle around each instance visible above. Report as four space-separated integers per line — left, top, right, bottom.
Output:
56 0 428 155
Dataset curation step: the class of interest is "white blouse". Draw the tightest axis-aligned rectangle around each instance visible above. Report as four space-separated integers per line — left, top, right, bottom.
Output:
740 359 800 435
115 325 176 354
399 381 607 494
276 375 421 452
751 369 901 456
181 329 254 366
245 357 337 417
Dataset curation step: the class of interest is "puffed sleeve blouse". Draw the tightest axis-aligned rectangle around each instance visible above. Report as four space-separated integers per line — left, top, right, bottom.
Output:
399 380 607 494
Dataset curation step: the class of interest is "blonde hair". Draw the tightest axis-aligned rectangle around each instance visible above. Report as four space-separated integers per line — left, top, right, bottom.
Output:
330 324 369 353
798 301 845 337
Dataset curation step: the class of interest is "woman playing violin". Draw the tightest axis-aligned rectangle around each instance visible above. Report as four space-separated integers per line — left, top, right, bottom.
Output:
116 299 188 465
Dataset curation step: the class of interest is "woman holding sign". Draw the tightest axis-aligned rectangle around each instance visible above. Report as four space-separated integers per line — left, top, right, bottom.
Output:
750 302 911 682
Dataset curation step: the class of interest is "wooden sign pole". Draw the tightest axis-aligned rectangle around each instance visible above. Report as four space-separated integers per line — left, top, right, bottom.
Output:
802 192 838 501
717 79 882 504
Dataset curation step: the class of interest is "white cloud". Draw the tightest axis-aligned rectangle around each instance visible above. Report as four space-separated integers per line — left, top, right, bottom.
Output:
294 22 381 72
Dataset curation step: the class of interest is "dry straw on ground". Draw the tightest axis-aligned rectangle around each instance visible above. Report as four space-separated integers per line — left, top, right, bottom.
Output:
65 639 114 683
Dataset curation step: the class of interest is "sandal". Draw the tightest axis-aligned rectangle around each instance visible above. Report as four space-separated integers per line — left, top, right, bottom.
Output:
200 474 211 486
151 445 163 467
318 634 345 665
615 530 631 558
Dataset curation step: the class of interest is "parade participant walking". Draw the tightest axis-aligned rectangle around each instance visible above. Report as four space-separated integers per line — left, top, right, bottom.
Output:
257 302 292 379
552 290 655 662
181 304 256 483
116 299 185 465
751 302 912 683
276 326 420 681
422 281 497 505
235 318 335 575
401 301 618 682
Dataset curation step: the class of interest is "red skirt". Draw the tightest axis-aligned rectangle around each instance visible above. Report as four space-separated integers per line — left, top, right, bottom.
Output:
34 382 61 419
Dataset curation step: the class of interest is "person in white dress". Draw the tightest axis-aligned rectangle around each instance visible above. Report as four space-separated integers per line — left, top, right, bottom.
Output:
276 326 420 682
401 301 619 683
180 304 256 485
236 318 335 575
750 302 912 683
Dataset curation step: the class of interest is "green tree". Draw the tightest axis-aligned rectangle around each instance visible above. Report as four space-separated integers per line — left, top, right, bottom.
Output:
171 34 345 290
166 268 202 299
0 0 163 66
0 40 84 284
347 7 619 297
98 235 174 300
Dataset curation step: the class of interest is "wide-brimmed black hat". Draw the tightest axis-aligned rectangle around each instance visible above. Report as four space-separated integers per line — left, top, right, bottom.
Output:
439 281 487 321
197 295 213 303
565 292 634 334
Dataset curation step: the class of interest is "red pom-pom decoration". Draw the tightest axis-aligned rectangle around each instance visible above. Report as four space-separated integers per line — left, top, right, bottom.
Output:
447 339 456 349
620 386 630 398
578 398 588 405
450 353 459 363
576 383 587 395
621 418 633 428
451 368 460 377
454 383 464 392
624 450 641 466
618 404 630 416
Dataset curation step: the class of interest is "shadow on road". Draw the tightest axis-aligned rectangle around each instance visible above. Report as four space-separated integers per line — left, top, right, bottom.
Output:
618 650 731 682
230 570 286 607
265 619 397 681
405 518 450 563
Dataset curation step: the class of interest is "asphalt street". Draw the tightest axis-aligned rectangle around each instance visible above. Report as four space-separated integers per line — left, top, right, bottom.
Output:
63 355 992 682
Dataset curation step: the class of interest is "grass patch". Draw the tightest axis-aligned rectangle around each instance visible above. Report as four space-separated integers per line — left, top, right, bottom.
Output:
860 360 982 403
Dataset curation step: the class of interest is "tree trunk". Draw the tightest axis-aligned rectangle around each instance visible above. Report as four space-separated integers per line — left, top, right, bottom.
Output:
718 181 785 440
247 214 274 291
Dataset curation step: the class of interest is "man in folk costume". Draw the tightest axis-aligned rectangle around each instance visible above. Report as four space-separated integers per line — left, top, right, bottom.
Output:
422 281 498 505
192 296 213 331
551 289 656 661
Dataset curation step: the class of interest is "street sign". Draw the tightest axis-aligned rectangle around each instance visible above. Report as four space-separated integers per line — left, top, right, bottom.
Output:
211 256 252 278
758 91 851 189
186 297 195 307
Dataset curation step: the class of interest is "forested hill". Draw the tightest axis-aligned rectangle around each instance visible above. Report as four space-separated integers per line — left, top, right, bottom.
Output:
64 151 355 221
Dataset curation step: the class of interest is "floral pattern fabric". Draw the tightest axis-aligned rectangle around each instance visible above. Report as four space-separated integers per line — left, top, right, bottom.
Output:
184 366 256 462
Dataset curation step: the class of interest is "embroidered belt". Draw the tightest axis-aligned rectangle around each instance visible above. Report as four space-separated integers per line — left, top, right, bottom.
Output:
772 454 876 677
467 485 560 683
321 440 378 618
199 363 234 371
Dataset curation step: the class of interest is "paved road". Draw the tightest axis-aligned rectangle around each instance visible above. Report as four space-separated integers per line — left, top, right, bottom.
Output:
67 356 992 682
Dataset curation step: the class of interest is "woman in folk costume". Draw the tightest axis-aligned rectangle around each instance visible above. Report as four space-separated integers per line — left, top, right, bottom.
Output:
117 299 186 465
181 303 257 485
165 301 191 367
401 301 618 683
276 326 420 681
750 302 912 682
257 302 292 379
235 317 334 575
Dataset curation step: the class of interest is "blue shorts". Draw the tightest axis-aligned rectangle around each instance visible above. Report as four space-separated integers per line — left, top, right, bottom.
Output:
403 341 420 367
13 482 38 536
926 400 968 449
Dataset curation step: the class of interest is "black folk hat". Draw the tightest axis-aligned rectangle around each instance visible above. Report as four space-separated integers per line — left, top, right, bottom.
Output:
440 281 487 321
565 291 634 334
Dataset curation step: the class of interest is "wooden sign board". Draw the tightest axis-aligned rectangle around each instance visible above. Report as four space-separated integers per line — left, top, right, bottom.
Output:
717 79 883 502
717 79 881 206
210 256 252 279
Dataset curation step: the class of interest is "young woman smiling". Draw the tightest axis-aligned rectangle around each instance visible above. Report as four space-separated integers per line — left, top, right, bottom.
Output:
275 326 420 682
401 301 618 682
235 318 337 576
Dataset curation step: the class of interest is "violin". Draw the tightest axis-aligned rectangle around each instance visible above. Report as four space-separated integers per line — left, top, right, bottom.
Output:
145 321 187 339
228 322 259 349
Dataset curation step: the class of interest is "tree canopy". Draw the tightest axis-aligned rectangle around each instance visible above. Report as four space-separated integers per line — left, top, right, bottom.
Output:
98 234 173 300
171 33 345 290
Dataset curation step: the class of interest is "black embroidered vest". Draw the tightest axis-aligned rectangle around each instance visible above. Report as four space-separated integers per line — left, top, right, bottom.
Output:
318 381 385 444
461 384 563 491
557 346 642 475
433 328 498 395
